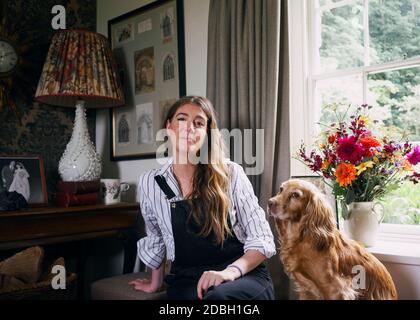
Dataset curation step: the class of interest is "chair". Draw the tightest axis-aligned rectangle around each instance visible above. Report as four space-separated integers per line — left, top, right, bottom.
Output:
90 271 167 300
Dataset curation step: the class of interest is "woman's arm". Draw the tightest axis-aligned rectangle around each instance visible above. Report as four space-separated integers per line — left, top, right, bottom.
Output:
231 162 276 259
225 249 266 278
196 249 266 299
129 172 167 293
196 163 276 299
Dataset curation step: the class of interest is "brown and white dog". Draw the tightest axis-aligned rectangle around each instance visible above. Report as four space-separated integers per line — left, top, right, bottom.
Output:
268 179 397 300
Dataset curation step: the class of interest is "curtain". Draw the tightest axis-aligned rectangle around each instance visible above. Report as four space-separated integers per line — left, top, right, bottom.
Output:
207 0 291 299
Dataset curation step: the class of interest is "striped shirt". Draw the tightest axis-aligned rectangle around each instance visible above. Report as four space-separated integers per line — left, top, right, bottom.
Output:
136 158 276 269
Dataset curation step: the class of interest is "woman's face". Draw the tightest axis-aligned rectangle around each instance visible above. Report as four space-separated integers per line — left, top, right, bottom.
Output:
166 103 208 159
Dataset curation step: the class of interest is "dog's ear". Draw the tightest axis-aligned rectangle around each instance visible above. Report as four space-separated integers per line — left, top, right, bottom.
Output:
299 193 336 251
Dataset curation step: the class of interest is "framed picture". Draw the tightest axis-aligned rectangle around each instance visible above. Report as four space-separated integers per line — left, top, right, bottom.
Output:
290 175 339 224
0 155 48 207
108 0 186 161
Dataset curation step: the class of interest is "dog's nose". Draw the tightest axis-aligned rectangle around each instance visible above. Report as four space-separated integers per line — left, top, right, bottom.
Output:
268 198 276 209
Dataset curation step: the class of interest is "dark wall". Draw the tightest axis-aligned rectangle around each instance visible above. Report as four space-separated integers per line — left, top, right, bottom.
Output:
0 0 97 202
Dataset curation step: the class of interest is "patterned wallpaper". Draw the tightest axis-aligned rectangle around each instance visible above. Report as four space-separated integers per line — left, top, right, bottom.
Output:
0 0 97 202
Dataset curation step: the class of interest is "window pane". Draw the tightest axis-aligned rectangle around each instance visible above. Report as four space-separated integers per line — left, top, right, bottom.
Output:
316 74 363 124
367 66 420 142
318 1 364 72
319 0 345 6
369 0 420 64
337 174 420 225
380 173 420 225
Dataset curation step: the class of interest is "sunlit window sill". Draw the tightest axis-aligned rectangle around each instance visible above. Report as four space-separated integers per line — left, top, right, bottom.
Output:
367 240 420 266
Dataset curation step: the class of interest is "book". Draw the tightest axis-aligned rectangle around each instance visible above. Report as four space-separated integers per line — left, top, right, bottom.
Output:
54 192 98 207
57 180 100 195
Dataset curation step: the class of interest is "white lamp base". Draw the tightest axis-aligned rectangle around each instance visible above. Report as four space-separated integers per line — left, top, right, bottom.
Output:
58 100 101 182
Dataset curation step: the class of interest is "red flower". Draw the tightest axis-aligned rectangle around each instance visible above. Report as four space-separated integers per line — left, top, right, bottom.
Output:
384 144 397 154
360 136 381 157
337 136 365 164
409 172 420 184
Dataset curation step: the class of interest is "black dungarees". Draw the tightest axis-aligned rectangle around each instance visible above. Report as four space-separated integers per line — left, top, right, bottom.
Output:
154 175 275 300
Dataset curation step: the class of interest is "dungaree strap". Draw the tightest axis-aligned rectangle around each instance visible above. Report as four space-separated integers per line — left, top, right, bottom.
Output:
154 175 176 200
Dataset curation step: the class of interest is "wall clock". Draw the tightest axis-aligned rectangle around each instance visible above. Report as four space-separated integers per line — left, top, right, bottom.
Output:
0 1 49 123
0 38 18 74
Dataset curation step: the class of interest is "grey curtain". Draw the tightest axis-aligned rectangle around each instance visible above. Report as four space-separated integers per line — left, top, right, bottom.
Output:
207 0 291 299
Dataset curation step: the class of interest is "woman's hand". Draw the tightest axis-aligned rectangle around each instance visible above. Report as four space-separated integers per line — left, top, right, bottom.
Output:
196 268 240 299
128 263 166 293
128 278 160 293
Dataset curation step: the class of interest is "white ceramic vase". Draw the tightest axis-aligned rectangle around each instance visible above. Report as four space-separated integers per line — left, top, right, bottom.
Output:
58 100 101 181
343 201 385 247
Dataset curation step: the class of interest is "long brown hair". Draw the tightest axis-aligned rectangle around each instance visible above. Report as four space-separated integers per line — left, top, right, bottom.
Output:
164 96 231 245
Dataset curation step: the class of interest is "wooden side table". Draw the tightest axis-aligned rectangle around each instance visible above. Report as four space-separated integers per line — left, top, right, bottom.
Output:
0 202 142 298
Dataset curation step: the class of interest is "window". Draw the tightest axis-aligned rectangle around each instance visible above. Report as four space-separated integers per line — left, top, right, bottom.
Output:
310 0 420 142
290 0 420 230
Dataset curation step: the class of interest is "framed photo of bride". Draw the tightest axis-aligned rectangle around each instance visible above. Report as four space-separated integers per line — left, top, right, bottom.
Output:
0 155 48 207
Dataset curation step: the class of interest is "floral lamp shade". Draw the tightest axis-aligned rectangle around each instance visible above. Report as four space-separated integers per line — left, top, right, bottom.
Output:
35 29 125 108
34 29 125 182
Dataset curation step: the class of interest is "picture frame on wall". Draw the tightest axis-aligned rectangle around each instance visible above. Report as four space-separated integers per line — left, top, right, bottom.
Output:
0 155 48 207
108 0 186 161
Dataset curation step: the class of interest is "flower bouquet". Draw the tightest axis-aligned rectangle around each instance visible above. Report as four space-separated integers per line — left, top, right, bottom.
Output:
297 103 419 245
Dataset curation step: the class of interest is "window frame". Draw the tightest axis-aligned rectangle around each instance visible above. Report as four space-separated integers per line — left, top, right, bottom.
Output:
289 0 420 238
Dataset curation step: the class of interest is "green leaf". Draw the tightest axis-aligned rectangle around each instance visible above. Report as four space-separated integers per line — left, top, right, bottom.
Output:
345 189 355 205
333 183 346 198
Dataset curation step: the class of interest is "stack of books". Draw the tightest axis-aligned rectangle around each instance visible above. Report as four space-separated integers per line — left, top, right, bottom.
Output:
54 180 100 207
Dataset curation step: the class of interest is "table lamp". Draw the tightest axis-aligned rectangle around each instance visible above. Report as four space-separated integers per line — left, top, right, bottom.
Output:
35 29 124 182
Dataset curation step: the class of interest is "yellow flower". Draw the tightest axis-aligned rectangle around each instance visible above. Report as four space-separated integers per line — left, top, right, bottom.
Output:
373 156 379 163
322 159 330 170
357 115 370 126
319 143 326 149
355 161 375 176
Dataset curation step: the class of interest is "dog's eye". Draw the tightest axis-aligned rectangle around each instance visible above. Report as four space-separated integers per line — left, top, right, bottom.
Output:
279 186 284 193
291 192 300 198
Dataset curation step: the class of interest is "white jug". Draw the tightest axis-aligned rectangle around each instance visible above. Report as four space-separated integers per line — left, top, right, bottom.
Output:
343 202 384 247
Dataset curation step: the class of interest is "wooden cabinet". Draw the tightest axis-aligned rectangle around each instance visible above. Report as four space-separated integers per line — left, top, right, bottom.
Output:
0 202 142 298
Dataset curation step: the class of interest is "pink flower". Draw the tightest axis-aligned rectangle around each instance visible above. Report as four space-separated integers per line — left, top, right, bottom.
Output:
406 145 420 165
336 136 365 164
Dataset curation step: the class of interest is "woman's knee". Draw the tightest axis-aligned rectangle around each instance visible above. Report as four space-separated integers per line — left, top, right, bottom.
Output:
203 286 228 300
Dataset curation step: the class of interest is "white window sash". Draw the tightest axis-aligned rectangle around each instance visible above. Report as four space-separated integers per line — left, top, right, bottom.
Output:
378 223 420 243
311 56 420 81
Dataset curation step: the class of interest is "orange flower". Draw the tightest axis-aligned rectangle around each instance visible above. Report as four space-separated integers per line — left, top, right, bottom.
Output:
403 159 414 171
328 134 337 144
335 163 357 187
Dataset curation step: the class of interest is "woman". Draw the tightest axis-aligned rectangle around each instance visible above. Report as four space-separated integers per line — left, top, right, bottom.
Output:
8 162 30 201
129 96 276 300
